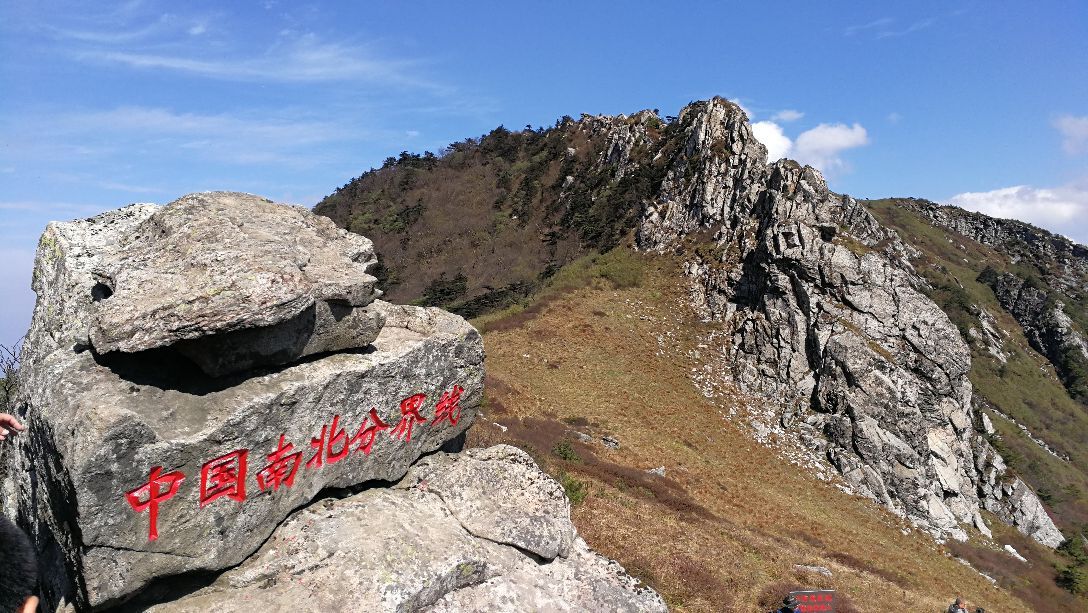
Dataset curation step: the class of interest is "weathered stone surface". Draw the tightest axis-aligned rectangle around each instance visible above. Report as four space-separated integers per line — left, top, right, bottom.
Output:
627 97 1061 546
85 192 382 376
5 200 484 610
395 444 575 560
148 446 666 613
171 299 385 377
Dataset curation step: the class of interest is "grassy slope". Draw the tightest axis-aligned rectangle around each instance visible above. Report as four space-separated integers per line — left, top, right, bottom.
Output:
464 248 1034 612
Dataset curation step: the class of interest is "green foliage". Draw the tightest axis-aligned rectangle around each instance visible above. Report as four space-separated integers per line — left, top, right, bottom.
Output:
558 471 588 506
1057 564 1087 595
552 439 581 462
597 247 644 288
368 253 399 293
1058 342 1088 403
920 272 975 338
421 272 469 307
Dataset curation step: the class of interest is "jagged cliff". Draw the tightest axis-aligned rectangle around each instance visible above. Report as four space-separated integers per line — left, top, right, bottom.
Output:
317 98 1073 549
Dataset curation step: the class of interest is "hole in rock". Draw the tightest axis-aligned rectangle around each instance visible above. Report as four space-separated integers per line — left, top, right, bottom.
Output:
91 282 114 301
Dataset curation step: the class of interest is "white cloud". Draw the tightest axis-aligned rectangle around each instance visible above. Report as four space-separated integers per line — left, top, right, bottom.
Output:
771 109 804 122
793 123 869 173
887 112 902 124
1054 114 1088 155
876 18 935 38
844 16 939 39
750 121 869 175
844 17 893 36
948 184 1088 245
3 106 371 169
752 121 792 162
85 34 425 86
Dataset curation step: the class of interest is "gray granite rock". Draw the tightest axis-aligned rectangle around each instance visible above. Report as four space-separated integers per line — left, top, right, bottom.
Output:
147 446 666 613
630 98 1061 547
395 444 575 560
85 192 383 376
5 199 483 610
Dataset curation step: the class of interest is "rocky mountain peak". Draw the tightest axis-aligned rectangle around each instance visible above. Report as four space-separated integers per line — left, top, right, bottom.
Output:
312 99 1067 549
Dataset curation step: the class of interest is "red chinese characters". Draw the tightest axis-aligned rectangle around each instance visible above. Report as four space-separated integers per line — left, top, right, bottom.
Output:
306 415 352 469
257 434 303 492
199 450 248 508
124 384 466 541
126 466 185 541
390 393 428 442
793 591 835 613
350 408 390 455
431 385 464 426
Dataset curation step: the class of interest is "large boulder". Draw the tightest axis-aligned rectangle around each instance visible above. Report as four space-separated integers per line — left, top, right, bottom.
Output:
5 196 484 610
86 192 384 377
148 446 666 613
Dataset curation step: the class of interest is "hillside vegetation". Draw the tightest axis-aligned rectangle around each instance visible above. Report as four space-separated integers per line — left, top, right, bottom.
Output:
314 113 677 317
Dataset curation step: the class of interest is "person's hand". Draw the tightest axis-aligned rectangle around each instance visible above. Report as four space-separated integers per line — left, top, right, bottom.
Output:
0 413 25 441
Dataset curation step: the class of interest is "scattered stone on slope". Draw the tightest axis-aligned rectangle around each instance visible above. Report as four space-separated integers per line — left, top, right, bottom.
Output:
5 197 484 610
86 192 384 376
967 306 1008 365
147 446 666 613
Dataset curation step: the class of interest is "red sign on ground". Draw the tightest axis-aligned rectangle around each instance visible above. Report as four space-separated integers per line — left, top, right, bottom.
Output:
790 590 836 613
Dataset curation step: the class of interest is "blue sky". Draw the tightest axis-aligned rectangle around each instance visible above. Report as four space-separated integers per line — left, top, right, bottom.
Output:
2 1 1087 347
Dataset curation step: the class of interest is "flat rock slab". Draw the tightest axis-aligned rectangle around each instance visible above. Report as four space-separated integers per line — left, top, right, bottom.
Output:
148 446 666 613
86 192 382 375
396 444 575 560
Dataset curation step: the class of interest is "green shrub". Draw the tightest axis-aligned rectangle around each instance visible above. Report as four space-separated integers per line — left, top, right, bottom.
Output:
558 471 588 506
552 439 580 462
596 248 643 288
1057 564 1087 595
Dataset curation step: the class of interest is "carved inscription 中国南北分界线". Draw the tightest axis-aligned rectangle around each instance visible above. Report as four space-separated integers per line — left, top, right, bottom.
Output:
124 385 465 541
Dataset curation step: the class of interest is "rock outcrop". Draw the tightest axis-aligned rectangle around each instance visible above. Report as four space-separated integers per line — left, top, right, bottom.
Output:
85 192 384 377
7 194 482 609
626 98 1060 545
5 192 662 611
150 446 665 612
895 198 1088 403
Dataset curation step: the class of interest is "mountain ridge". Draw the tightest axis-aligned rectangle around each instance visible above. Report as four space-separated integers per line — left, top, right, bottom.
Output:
313 97 1088 604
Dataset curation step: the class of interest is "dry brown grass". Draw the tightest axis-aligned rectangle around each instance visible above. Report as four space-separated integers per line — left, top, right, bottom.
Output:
466 253 1035 612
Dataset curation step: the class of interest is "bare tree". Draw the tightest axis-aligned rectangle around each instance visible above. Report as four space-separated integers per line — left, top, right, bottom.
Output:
0 338 22 411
